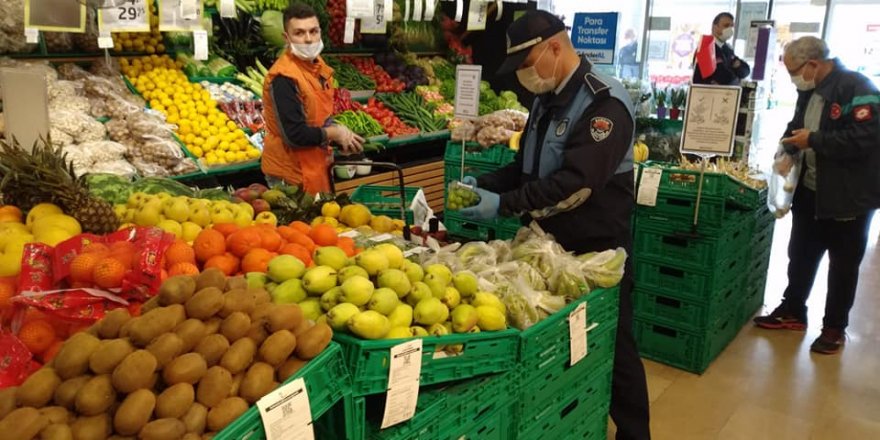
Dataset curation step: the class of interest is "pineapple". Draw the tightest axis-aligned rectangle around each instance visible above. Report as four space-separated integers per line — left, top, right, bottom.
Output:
0 138 119 234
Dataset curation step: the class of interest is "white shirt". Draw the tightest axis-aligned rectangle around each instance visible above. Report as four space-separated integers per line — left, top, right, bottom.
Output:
554 64 579 95
802 93 824 191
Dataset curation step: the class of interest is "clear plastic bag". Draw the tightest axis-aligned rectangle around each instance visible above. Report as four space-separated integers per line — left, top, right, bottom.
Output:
91 159 138 178
767 147 802 219
128 112 175 140
450 119 477 142
476 125 516 147
579 248 627 289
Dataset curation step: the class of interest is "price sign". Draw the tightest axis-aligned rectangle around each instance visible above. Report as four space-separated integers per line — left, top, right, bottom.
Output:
158 0 204 32
359 0 387 35
25 0 86 32
454 64 482 120
99 0 150 33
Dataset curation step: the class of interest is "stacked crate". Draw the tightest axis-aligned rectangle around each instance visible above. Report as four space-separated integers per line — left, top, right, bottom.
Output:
632 164 770 373
443 142 522 241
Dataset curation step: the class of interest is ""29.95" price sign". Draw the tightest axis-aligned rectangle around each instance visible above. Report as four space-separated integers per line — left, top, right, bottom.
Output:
99 0 150 32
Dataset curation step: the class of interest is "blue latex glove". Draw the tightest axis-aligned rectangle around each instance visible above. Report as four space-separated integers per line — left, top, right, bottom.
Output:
460 188 500 221
461 175 478 187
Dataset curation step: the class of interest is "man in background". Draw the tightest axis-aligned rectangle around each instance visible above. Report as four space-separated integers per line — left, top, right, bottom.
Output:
693 12 750 85
618 29 639 80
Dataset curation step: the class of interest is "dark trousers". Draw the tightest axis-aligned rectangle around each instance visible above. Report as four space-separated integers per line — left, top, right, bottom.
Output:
781 188 873 329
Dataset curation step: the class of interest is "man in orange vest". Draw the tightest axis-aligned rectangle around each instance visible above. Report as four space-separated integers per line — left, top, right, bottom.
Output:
262 3 363 194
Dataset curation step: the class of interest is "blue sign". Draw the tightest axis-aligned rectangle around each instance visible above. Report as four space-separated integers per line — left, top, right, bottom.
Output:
571 12 619 65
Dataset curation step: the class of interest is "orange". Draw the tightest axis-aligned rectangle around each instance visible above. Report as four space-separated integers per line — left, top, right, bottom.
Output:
286 231 316 253
339 243 356 257
168 262 199 276
309 224 338 247
165 240 196 267
110 248 136 271
69 252 103 284
160 269 169 282
110 241 137 254
204 253 240 276
18 319 56 355
194 229 227 263
212 223 239 237
41 339 64 363
81 242 110 255
226 227 263 258
0 212 20 223
0 205 22 222
241 248 274 273
289 221 311 235
337 236 356 249
0 280 16 309
277 226 299 242
259 229 283 252
279 243 313 267
93 257 126 289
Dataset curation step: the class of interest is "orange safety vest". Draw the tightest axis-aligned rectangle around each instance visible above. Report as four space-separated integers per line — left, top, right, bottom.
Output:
262 52 335 194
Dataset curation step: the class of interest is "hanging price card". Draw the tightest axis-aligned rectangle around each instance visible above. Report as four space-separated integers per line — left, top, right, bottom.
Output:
360 0 387 35
158 0 204 32
97 30 114 49
98 0 151 33
412 0 423 21
25 0 86 32
466 0 488 31
219 0 236 18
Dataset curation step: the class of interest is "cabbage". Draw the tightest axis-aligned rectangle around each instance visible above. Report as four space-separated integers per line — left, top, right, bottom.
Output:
261 10 286 49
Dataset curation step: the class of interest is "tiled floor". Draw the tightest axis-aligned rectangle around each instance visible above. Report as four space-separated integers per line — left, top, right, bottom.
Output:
622 215 880 439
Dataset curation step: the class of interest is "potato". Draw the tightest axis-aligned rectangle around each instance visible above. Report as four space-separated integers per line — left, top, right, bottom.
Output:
203 318 222 336
112 350 158 393
17 367 61 408
71 414 111 440
140 296 161 314
220 312 250 343
156 383 194 419
163 353 208 385
146 333 185 368
267 305 303 333
225 276 247 291
239 362 276 404
196 367 233 408
186 288 225 320
40 406 70 424
195 268 227 292
138 418 186 440
219 288 255 318
97 309 132 340
54 376 90 410
220 338 257 374
229 373 244 398
75 374 115 416
0 387 16 419
159 276 197 306
174 319 207 352
206 397 248 432
55 333 102 379
194 334 230 367
41 423 73 440
278 358 308 381
259 330 297 367
89 339 135 374
181 403 208 434
129 307 180 347
245 321 269 345
114 389 156 436
0 407 49 440
294 323 332 360
249 288 271 306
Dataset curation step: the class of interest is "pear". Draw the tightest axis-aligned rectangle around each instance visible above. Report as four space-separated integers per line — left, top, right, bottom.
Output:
313 246 349 271
374 243 405 269
388 304 414 328
299 298 323 321
355 249 389 276
271 278 308 304
452 272 479 297
338 265 370 283
413 298 449 326
402 260 425 283
267 255 306 282
368 288 400 316
384 327 413 340
476 306 507 331
441 287 461 308
245 272 269 289
424 273 448 299
347 310 391 339
377 269 412 298
472 292 506 315
340 276 374 306
410 326 429 337
425 264 453 284
428 323 449 336
301 266 338 295
320 287 343 311
327 303 360 331
451 304 479 333
406 282 433 306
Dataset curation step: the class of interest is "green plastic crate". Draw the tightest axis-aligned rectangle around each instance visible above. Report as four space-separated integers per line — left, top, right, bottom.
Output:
746 246 772 281
644 163 731 199
436 372 517 437
750 220 775 253
740 278 767 325
350 185 422 224
455 401 516 440
444 142 517 168
728 182 768 210
635 193 729 231
634 308 741 374
214 342 350 440
634 210 751 270
633 273 745 333
444 212 521 241
333 328 520 397
516 361 613 440
633 245 749 302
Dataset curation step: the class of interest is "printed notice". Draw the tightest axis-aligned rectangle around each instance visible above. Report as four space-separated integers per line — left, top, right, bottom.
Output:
381 339 423 429
453 64 482 120
680 84 742 157
256 378 314 440
636 167 662 206
569 302 587 366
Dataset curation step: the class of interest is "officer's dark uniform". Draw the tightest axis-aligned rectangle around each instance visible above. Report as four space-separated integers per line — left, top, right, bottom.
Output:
693 41 750 86
478 54 651 439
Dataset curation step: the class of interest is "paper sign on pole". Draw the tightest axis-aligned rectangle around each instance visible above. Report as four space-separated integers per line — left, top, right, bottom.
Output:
256 377 314 440
99 0 151 33
680 85 742 157
453 64 482 120
381 339 422 429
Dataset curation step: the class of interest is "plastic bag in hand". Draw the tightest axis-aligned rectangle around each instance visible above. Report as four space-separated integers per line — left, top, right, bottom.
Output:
768 148 802 218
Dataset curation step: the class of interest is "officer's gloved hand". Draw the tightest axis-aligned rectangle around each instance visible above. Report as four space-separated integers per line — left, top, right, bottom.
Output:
460 188 500 221
461 176 478 187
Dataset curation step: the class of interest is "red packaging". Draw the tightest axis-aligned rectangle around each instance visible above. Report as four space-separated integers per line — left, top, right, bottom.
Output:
0 332 37 388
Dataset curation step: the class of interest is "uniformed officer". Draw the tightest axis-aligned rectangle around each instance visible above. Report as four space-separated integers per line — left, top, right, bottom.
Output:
460 10 651 440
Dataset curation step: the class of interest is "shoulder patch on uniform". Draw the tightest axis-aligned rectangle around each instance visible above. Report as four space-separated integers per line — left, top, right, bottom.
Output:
584 73 610 96
590 117 613 142
854 105 873 122
830 103 841 120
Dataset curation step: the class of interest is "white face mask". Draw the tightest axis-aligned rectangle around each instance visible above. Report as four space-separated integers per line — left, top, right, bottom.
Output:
290 40 324 61
719 27 734 42
515 46 559 94
791 63 816 91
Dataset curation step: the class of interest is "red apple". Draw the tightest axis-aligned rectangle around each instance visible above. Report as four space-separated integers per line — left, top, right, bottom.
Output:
248 183 269 195
230 196 245 204
234 188 257 203
251 199 271 213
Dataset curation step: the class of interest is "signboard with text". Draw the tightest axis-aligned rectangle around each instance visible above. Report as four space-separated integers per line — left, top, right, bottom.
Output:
571 12 619 65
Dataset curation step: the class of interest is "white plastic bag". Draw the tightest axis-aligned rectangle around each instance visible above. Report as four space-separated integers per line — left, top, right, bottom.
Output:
767 146 802 218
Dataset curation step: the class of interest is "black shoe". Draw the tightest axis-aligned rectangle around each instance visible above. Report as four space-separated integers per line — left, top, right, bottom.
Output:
810 328 846 354
753 305 807 331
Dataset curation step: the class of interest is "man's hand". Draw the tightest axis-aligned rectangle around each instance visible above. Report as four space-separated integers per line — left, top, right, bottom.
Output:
732 59 742 69
326 125 365 154
781 128 812 150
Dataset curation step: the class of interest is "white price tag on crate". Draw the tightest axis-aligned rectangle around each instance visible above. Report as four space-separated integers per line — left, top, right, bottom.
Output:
636 167 662 207
25 28 39 44
381 339 422 429
193 29 208 60
219 0 236 18
98 0 150 32
97 30 114 49
343 16 356 44
256 377 314 440
569 302 587 366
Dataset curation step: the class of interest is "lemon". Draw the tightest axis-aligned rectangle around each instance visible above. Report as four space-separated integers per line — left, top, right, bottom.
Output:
190 147 204 157
26 203 63 227
322 202 341 218
32 214 82 237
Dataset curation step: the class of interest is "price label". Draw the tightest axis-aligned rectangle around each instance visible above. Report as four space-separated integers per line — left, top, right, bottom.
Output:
412 0 423 21
454 64 482 120
424 0 435 21
569 302 587 366
98 0 150 33
359 0 387 35
97 30 114 49
636 167 662 207
256 378 314 440
219 0 236 18
159 0 203 32
193 29 208 60
24 28 39 44
348 0 375 18
466 0 488 31
455 0 463 22
25 0 86 32
343 16 356 44
381 339 422 429
495 0 503 21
